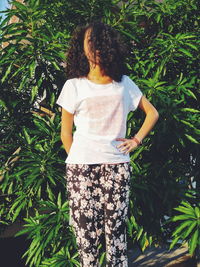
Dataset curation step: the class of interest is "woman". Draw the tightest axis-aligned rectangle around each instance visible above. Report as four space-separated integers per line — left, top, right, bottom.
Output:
56 21 159 267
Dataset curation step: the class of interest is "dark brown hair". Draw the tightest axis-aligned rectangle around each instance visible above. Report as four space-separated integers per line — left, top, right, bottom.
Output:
65 21 129 82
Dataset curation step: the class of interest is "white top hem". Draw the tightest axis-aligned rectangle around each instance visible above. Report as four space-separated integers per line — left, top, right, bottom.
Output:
65 159 130 164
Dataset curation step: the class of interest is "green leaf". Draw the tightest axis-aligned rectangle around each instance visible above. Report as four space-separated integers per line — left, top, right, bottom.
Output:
0 15 11 28
29 60 36 77
172 220 192 237
141 232 148 251
1 63 13 83
182 221 197 239
172 214 196 221
52 61 60 70
137 228 143 241
15 227 32 237
118 29 138 41
189 229 198 255
180 120 195 128
34 143 45 151
46 183 55 202
186 89 197 100
14 168 29 178
9 197 23 213
185 134 199 144
174 206 195 216
57 192 62 208
0 99 7 109
12 1 27 10
181 108 200 113
169 236 180 250
12 202 26 222
10 65 26 79
71 258 80 265
130 215 138 230
18 75 28 92
99 251 106 265
181 34 196 39
184 43 198 51
47 174 56 186
5 29 27 35
181 201 194 209
31 85 39 102
194 207 200 218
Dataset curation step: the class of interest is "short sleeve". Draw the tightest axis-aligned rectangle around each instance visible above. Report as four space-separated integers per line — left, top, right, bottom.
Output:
126 76 143 112
56 79 77 114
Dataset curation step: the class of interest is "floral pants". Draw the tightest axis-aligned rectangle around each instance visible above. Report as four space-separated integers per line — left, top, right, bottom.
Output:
65 162 131 267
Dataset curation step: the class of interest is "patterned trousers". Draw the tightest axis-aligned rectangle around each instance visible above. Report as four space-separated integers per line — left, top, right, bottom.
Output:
65 162 131 267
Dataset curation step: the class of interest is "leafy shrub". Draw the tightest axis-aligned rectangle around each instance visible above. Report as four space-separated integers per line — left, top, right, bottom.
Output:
0 0 199 265
169 199 200 258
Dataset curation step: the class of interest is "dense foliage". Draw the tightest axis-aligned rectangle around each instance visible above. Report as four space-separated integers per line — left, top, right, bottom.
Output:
0 0 199 266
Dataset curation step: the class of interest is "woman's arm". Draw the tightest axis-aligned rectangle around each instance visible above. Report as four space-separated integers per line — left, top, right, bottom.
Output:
116 95 159 154
60 108 74 154
134 95 159 143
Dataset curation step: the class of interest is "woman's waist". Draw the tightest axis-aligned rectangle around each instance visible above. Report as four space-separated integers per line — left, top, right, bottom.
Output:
73 132 123 146
72 137 123 152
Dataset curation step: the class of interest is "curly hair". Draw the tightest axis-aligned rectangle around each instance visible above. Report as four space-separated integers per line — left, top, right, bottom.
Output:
65 21 129 82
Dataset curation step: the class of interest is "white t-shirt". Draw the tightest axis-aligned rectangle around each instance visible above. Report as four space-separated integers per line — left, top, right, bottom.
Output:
56 75 143 164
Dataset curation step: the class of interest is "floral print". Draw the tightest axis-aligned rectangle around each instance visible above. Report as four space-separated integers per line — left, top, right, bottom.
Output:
65 162 131 267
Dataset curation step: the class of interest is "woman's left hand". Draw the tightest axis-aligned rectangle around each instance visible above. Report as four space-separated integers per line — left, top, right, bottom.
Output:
115 138 139 154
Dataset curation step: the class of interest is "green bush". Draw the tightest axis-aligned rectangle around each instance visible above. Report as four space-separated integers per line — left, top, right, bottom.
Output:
0 0 199 265
169 199 200 257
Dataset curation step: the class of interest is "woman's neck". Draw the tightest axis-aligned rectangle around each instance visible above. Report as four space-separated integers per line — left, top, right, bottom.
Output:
87 63 113 84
